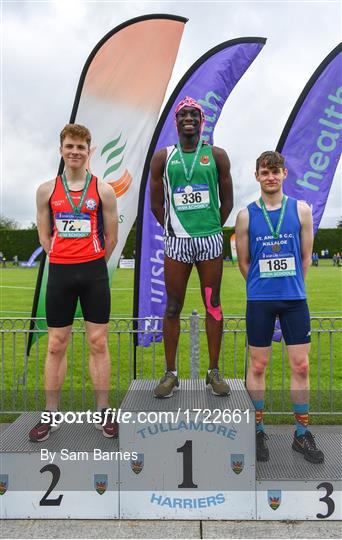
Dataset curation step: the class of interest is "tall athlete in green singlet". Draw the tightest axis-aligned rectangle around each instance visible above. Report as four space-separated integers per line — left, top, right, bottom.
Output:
163 143 222 238
150 96 233 398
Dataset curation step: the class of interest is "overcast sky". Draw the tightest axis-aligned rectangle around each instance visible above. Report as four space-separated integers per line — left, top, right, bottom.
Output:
2 0 341 228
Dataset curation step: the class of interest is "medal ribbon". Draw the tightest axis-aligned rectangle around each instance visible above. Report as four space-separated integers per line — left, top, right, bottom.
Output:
176 140 202 183
259 195 287 239
62 171 92 215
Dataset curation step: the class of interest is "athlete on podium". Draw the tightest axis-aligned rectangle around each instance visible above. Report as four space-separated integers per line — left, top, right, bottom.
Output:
150 96 233 398
235 150 324 464
29 124 118 442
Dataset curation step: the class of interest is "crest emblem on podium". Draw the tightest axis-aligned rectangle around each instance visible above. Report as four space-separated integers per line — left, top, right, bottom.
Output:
131 453 144 474
94 474 107 495
268 490 281 510
230 454 244 474
0 474 8 495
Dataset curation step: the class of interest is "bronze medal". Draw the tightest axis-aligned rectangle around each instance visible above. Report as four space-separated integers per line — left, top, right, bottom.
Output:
272 243 281 253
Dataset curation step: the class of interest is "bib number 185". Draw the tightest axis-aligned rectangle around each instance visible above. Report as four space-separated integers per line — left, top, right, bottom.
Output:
266 259 288 271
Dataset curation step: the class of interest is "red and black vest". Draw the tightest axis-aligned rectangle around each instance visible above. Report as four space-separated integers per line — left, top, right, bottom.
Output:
49 175 105 264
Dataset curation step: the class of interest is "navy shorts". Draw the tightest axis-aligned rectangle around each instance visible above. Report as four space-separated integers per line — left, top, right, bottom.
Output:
246 300 311 347
46 258 110 327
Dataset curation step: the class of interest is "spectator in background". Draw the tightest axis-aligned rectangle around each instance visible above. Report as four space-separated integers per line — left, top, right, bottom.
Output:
336 253 341 267
13 255 19 267
325 248 329 258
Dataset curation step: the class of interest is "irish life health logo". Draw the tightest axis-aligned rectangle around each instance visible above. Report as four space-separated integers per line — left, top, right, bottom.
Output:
100 134 133 197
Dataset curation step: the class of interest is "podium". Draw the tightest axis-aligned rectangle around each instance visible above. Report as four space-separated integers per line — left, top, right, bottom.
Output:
0 412 119 519
1 380 341 520
119 379 255 519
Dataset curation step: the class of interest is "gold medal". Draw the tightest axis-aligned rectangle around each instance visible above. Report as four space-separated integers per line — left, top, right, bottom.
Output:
74 220 81 230
272 243 281 253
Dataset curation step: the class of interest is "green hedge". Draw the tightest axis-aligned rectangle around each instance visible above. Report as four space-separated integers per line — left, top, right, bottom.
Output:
1 227 341 261
0 229 40 261
312 228 342 256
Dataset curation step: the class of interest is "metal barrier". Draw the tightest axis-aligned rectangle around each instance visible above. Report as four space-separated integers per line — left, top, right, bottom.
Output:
0 315 341 415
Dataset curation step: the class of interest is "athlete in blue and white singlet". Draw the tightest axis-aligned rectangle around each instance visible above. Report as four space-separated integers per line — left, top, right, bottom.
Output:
235 150 324 464
247 195 306 302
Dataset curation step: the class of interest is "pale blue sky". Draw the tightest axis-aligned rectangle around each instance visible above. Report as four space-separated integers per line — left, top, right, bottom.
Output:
2 0 341 227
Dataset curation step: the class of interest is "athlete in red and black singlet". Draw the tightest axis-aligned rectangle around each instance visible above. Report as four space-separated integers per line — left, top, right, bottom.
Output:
49 174 105 263
46 173 110 328
29 126 119 444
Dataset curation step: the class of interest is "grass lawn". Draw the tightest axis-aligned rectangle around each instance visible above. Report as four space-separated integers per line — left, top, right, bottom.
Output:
1 259 342 317
0 260 341 423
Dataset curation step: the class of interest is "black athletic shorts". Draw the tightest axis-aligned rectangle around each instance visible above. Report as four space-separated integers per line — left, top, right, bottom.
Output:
246 299 311 347
46 258 110 327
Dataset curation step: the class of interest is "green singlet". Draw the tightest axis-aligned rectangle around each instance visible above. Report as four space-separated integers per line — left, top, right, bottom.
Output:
163 143 221 238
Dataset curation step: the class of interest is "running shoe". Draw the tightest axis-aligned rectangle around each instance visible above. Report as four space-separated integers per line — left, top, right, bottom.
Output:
95 408 119 438
292 430 324 463
154 371 179 398
29 411 61 442
256 430 270 461
205 369 230 396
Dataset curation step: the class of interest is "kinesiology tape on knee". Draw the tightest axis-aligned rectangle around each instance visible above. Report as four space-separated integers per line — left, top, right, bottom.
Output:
204 287 222 321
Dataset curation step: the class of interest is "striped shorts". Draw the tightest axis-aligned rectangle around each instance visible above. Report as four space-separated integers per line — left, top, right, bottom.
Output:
164 233 223 264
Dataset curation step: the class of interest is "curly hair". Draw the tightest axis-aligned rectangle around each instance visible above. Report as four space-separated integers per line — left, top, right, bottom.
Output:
60 124 91 148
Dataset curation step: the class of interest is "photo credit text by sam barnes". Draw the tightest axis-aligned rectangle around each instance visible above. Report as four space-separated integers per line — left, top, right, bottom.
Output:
40 448 137 463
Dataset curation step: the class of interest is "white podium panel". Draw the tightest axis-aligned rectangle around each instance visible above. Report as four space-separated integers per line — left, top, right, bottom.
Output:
119 379 256 519
0 413 119 519
256 431 342 520
257 480 342 520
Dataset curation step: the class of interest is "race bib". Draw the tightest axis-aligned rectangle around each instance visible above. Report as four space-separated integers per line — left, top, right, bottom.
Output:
259 254 296 278
56 212 91 238
173 184 210 211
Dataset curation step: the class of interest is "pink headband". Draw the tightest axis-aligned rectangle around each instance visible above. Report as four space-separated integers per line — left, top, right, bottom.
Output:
175 96 205 132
